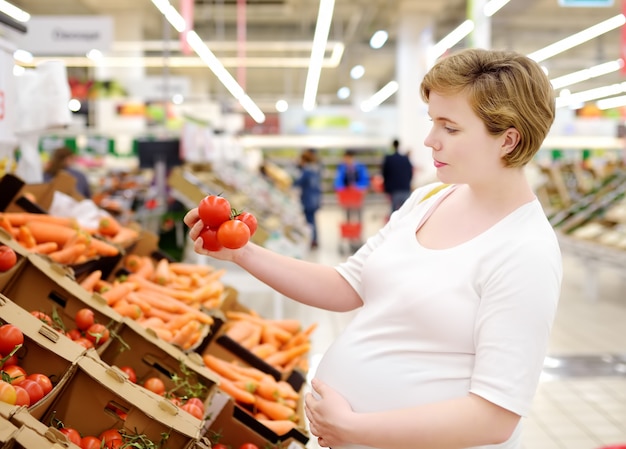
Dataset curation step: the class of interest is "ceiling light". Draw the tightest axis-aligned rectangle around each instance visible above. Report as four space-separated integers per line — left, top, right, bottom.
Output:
527 14 625 62
172 94 184 105
13 49 32 63
303 0 335 111
275 100 288 112
68 99 82 112
431 20 475 60
550 59 623 89
337 86 350 100
0 0 30 23
369 30 388 49
361 81 398 112
151 0 186 32
483 0 511 17
350 65 365 80
555 81 626 108
597 94 626 110
87 49 103 61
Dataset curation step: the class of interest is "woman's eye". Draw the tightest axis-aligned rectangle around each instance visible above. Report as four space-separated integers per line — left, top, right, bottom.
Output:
444 126 458 134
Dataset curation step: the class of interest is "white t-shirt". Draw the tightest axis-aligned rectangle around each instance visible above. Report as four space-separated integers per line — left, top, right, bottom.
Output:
314 183 563 449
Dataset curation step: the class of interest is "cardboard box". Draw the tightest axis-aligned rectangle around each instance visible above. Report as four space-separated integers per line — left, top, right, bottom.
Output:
39 353 204 449
97 317 219 413
0 295 83 419
0 253 123 355
0 416 18 446
0 424 78 449
0 172 83 214
8 407 81 449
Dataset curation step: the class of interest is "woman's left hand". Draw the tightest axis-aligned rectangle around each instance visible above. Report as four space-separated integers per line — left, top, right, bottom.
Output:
305 378 354 448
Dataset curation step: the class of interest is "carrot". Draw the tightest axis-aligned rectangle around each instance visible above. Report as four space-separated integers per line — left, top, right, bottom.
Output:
182 330 203 350
132 290 213 325
283 323 317 350
191 281 224 303
264 343 311 368
30 241 59 255
239 324 263 349
143 306 177 323
25 221 76 246
101 281 137 306
164 312 198 331
48 243 87 264
110 226 139 245
128 274 196 303
267 319 302 335
227 363 274 382
168 263 214 276
17 225 37 248
153 258 171 286
257 418 297 436
224 320 256 343
125 292 152 314
202 354 251 382
136 316 165 328
86 237 119 257
124 254 144 273
63 229 90 249
252 379 283 401
0 215 12 233
253 395 296 421
98 215 121 237
79 270 103 292
170 320 202 347
276 380 300 400
250 343 278 359
149 327 174 341
218 377 256 404
113 301 143 319
3 212 76 227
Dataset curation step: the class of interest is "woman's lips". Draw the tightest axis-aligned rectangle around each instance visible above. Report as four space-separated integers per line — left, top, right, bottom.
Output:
433 159 446 168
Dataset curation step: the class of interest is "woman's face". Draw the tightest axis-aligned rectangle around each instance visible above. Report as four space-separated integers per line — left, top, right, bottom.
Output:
423 91 510 186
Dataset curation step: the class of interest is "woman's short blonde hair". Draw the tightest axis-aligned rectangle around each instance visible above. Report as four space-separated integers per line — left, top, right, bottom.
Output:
420 48 555 168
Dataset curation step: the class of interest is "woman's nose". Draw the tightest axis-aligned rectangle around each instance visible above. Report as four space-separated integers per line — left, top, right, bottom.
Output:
424 130 437 150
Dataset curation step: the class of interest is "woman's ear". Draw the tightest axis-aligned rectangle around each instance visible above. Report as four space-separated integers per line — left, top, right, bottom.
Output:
501 127 520 155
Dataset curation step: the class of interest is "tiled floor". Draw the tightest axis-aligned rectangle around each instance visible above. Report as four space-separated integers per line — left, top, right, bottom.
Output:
189 201 626 449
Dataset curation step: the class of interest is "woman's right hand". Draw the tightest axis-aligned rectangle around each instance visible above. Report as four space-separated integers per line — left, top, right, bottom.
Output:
183 208 245 262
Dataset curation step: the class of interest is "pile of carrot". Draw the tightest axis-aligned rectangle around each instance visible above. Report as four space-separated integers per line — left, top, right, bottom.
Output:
78 254 226 350
221 310 316 374
202 354 303 436
0 211 123 265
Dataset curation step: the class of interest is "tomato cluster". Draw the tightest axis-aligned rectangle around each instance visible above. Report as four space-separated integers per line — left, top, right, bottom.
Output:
0 245 17 272
56 425 160 449
197 195 258 251
30 307 111 349
0 324 54 407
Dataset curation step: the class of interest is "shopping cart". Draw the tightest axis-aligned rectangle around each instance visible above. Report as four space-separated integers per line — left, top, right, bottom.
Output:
336 187 366 254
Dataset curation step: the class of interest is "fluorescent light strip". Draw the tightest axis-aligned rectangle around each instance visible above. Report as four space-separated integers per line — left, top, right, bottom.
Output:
484 0 511 17
361 81 398 112
550 59 623 90
527 14 626 63
556 81 626 108
151 0 264 123
431 20 475 60
596 94 626 110
0 0 30 23
303 0 335 111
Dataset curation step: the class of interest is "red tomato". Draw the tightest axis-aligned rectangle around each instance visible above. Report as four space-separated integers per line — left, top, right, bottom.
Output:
118 366 137 383
199 226 223 251
13 385 30 406
66 329 82 340
0 245 17 272
143 377 165 395
85 323 110 346
169 396 182 407
0 380 16 405
16 379 44 404
75 308 95 331
2 354 18 367
3 365 26 385
30 310 53 326
185 397 204 411
104 440 123 449
99 429 122 444
181 402 204 420
80 436 102 449
239 444 259 449
59 427 82 446
213 444 229 449
74 337 95 349
198 195 232 228
235 212 258 237
27 373 53 395
217 220 250 249
0 324 24 356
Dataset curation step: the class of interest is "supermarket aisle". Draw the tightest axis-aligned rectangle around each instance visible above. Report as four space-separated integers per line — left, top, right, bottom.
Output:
189 201 626 449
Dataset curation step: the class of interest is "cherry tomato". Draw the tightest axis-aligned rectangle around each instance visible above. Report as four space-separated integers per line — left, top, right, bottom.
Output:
85 323 110 346
0 380 16 405
16 379 44 404
217 220 250 249
66 329 82 340
198 195 232 228
2 354 18 367
199 226 223 252
181 402 203 420
239 444 260 449
13 385 30 406
143 377 165 395
0 245 17 272
119 366 137 383
75 308 95 331
104 440 124 449
80 436 102 449
99 429 122 444
30 310 53 326
3 365 26 385
169 396 182 407
0 324 24 356
27 373 53 395
185 397 204 411
235 212 258 237
59 427 82 446
74 337 95 349
213 444 229 449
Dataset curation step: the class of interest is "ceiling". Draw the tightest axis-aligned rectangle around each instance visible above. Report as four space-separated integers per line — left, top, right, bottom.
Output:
6 0 626 113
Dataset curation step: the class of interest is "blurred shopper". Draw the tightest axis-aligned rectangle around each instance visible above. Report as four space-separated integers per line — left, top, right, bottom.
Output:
333 149 370 191
382 138 413 213
294 149 323 249
43 146 91 199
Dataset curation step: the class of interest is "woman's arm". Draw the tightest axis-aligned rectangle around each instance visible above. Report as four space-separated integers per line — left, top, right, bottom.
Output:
184 208 363 312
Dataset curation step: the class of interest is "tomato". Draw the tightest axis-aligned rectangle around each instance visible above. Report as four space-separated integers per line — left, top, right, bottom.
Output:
0 324 24 356
217 220 250 249
74 337 95 349
27 373 53 395
213 444 229 449
99 429 122 444
3 365 26 385
185 397 204 411
30 310 53 326
239 443 259 449
2 354 18 367
199 226 223 252
85 323 110 346
198 195 232 228
17 378 44 404
0 380 16 405
60 427 82 446
143 377 165 395
0 245 17 272
80 436 102 449
13 385 30 406
75 308 95 331
181 402 204 419
104 440 123 449
235 212 258 237
118 366 137 383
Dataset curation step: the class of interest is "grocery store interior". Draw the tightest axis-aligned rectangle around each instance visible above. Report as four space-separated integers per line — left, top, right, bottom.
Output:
1 0 626 448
